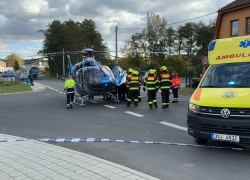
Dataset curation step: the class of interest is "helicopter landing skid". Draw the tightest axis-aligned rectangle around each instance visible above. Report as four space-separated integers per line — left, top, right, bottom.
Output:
73 95 89 107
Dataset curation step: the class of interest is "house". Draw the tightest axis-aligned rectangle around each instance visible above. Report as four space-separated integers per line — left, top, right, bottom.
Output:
213 0 250 39
0 59 6 67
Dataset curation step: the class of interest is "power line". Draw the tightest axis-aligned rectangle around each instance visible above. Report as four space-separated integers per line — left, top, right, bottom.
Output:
167 12 217 25
118 12 217 29
104 30 116 41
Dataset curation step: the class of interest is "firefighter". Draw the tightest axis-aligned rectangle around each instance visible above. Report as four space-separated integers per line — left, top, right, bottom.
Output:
127 71 141 107
143 69 159 109
153 69 158 103
159 66 172 109
64 75 76 109
172 71 180 103
136 71 142 102
126 68 133 99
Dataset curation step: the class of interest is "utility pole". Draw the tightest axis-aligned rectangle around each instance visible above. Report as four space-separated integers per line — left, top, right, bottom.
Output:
63 48 65 75
115 26 118 64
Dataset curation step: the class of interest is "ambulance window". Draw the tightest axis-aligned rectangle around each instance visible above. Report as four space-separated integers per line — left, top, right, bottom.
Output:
247 18 250 33
231 20 238 36
201 62 250 88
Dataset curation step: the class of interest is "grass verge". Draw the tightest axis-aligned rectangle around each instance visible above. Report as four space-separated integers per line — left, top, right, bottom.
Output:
178 88 195 94
0 85 32 94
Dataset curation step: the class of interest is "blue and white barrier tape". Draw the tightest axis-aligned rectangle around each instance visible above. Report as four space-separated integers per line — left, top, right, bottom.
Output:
0 138 249 151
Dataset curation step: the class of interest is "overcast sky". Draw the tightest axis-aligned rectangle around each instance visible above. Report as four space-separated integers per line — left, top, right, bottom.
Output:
0 0 234 60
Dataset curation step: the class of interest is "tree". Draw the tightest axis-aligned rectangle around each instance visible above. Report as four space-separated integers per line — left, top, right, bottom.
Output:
196 20 216 55
38 19 109 76
5 54 23 67
121 12 167 67
13 60 20 70
181 22 199 60
165 27 175 55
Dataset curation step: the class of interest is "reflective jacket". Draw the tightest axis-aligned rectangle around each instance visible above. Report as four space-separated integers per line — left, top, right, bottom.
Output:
172 76 180 89
159 73 172 90
127 76 140 91
126 74 132 87
143 75 159 91
64 79 75 94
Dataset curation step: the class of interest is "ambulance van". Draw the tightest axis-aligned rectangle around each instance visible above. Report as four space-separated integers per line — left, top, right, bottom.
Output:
188 36 250 145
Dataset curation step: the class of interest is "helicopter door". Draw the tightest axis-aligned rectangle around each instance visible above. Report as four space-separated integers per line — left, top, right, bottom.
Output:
81 69 88 89
112 64 126 86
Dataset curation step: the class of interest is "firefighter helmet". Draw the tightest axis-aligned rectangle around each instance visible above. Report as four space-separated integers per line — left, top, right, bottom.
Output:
160 66 167 72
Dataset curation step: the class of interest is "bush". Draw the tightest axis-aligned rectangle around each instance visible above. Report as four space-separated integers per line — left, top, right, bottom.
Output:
167 55 190 77
0 79 20 87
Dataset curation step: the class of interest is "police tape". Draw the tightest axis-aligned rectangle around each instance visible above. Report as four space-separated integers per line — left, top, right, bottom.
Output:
1 138 250 151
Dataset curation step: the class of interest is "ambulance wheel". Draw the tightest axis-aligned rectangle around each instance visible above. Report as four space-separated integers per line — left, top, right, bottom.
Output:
194 137 208 145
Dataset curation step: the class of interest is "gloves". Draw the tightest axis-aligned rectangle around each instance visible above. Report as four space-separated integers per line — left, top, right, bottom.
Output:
143 88 146 92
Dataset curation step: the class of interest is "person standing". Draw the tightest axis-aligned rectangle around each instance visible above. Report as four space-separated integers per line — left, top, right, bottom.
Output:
159 66 172 109
199 68 206 81
171 71 180 103
64 75 76 109
135 71 142 102
127 71 140 107
29 73 34 86
117 83 126 102
143 69 159 109
125 68 133 100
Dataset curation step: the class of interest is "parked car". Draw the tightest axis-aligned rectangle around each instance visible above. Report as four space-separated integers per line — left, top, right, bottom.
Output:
2 72 17 77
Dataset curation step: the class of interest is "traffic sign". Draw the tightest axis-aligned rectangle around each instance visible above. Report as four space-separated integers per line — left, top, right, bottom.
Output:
202 56 208 66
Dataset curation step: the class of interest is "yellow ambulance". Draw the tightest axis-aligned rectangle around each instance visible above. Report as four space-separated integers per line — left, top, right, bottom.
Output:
188 36 250 145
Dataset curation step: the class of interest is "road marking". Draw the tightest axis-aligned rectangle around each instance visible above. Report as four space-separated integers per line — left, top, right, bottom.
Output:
125 111 144 117
60 92 63 94
55 90 59 92
159 121 187 131
104 105 116 109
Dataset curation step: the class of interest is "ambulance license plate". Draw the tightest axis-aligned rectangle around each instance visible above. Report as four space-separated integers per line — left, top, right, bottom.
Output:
211 133 240 143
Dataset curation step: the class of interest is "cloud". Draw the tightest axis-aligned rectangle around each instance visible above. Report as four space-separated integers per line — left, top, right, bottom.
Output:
0 0 234 59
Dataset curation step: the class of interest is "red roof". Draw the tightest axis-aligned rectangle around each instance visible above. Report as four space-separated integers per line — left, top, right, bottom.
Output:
219 0 250 12
30 62 40 66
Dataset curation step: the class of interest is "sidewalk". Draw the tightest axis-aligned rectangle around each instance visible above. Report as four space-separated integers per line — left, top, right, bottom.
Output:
0 134 159 180
30 82 45 92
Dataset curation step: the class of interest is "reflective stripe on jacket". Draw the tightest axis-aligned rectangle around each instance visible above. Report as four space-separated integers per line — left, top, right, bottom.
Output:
65 79 75 94
159 73 172 90
172 76 180 89
143 76 159 91
127 76 140 91
126 74 132 87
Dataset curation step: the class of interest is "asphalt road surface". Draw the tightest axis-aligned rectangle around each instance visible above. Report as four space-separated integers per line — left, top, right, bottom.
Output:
1 76 250 180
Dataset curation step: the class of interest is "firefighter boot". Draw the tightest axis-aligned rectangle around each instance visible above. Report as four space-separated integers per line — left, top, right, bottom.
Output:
149 104 153 109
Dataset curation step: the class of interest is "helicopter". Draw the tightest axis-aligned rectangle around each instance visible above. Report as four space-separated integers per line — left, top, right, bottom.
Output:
46 48 127 107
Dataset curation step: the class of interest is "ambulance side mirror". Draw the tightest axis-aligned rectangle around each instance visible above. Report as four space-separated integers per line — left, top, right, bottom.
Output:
192 78 199 89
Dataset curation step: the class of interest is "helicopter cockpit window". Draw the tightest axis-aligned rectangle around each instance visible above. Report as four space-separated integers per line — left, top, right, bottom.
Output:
101 66 113 77
87 67 103 84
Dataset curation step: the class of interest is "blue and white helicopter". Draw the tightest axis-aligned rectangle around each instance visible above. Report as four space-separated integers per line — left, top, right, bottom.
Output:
49 48 127 106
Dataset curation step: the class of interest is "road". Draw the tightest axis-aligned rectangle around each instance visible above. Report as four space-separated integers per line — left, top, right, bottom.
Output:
1 76 250 180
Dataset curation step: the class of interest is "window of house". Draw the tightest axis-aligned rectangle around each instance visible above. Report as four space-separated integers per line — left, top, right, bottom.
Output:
247 18 250 34
231 20 238 36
